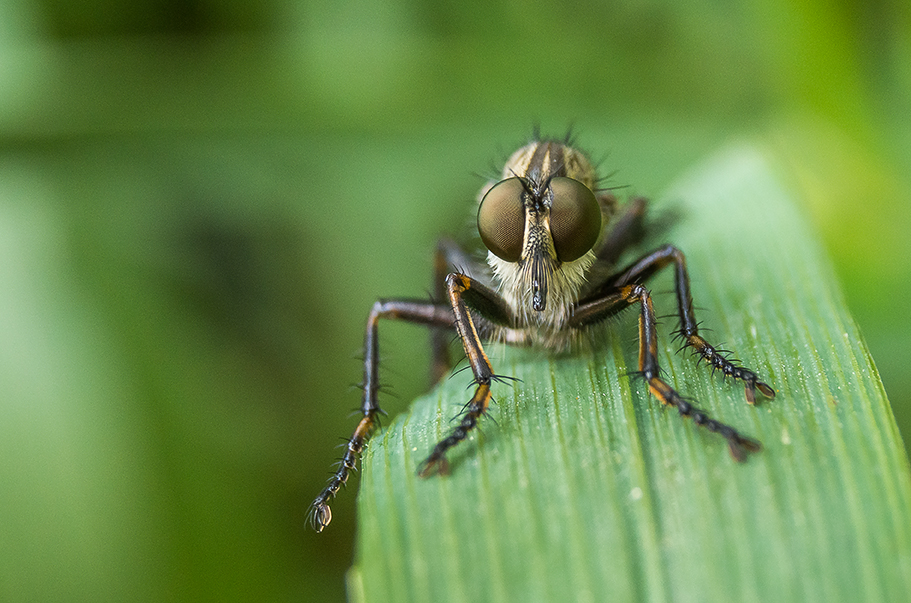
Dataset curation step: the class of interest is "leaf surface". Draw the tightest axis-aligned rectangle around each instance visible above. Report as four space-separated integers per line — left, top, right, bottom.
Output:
348 145 911 603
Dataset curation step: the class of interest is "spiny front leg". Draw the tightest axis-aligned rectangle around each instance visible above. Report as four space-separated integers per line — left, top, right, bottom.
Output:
309 299 453 533
613 245 775 404
429 238 483 384
572 284 761 461
418 272 512 477
418 382 492 477
629 284 761 461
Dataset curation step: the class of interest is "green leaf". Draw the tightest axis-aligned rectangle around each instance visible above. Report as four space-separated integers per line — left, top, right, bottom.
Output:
347 144 911 602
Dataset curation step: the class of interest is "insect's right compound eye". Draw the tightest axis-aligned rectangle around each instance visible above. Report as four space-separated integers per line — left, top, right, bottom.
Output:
478 178 526 262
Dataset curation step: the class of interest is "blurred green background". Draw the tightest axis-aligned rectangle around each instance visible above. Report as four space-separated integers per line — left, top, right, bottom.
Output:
0 0 908 601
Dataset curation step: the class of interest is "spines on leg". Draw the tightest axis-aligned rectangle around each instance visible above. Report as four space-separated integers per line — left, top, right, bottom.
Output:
417 381 493 477
308 413 377 532
677 331 776 404
627 283 762 462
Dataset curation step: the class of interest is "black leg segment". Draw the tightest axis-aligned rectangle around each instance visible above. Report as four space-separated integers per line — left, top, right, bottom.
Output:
587 244 775 404
417 272 518 477
430 238 482 384
572 283 762 461
308 299 453 533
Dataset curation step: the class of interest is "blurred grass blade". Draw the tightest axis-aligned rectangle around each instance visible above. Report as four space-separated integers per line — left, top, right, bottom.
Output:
347 144 911 603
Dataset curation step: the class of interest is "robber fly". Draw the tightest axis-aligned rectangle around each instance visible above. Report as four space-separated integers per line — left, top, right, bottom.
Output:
309 136 775 532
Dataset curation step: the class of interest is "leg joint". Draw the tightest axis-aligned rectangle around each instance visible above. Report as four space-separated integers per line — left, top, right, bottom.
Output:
445 272 469 293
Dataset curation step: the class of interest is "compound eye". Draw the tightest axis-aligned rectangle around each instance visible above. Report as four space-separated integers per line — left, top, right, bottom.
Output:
549 177 601 262
477 178 526 262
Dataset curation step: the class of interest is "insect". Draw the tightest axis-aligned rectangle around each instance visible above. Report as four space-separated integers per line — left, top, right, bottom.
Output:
309 136 775 532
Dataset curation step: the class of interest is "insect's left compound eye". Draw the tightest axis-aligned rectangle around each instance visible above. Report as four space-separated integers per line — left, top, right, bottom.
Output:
478 178 526 262
549 177 601 262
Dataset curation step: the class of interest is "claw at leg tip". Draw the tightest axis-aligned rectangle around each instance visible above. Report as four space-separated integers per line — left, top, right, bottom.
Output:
744 386 756 405
418 456 450 478
310 502 332 533
757 381 776 399
745 381 776 405
729 436 762 462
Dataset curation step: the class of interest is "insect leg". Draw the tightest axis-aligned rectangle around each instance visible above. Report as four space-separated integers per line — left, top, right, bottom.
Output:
571 285 761 461
431 238 482 384
610 245 775 403
418 272 516 477
309 299 453 533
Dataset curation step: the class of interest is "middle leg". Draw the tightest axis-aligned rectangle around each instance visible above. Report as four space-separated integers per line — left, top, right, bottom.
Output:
571 283 762 461
592 244 775 403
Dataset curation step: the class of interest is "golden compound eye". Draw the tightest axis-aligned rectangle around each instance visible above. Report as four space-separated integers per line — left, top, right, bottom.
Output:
549 177 602 262
477 178 526 262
